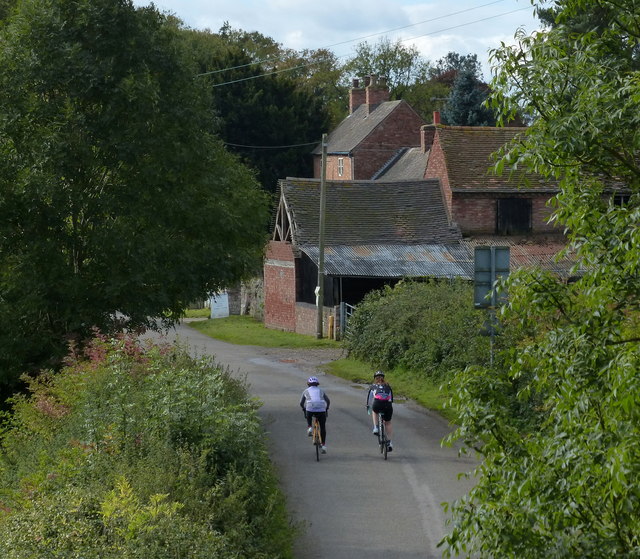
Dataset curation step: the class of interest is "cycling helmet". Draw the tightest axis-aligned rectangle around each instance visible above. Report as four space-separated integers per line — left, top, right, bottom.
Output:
307 376 320 385
373 370 385 378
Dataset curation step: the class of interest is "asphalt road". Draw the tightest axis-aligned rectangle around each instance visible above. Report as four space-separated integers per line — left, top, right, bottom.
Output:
145 321 476 559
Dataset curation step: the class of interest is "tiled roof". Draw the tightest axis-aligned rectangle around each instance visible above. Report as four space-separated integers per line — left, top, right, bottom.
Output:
279 177 461 247
438 126 558 191
374 147 429 180
312 100 405 155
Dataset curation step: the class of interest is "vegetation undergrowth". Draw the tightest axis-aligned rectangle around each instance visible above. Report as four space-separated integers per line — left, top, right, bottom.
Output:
190 315 340 349
0 333 294 559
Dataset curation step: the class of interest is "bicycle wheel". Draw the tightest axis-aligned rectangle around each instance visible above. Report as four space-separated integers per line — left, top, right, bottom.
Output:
378 417 385 455
383 428 388 460
312 418 321 462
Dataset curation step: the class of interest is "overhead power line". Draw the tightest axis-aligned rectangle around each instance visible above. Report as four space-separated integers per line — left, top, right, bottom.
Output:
197 0 508 78
224 141 319 149
203 6 532 88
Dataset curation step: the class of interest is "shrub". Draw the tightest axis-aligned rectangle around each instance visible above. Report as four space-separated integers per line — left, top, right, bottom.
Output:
345 279 490 380
0 334 293 558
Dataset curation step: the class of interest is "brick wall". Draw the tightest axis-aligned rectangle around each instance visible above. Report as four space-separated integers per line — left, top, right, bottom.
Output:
295 302 336 337
325 155 354 180
425 129 452 210
453 194 561 235
351 102 424 179
263 240 297 331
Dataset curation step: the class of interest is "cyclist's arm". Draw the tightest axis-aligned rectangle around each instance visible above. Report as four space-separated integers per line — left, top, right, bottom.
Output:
300 392 307 409
323 393 330 410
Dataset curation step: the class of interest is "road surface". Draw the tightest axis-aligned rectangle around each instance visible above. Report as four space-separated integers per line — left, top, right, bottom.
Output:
145 320 476 559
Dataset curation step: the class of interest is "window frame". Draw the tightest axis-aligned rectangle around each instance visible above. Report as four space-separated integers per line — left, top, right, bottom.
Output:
496 197 532 235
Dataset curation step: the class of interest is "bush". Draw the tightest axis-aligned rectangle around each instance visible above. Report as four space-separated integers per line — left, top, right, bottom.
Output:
345 279 490 380
0 334 293 558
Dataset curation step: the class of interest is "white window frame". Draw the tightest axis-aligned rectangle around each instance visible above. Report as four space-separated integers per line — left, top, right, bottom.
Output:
337 157 344 177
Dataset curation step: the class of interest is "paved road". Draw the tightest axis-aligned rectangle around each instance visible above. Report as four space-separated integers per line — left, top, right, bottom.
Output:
146 321 476 559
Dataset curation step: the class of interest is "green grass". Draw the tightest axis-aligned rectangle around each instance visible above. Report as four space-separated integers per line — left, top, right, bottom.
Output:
189 315 340 348
321 358 457 423
184 307 210 318
188 315 456 422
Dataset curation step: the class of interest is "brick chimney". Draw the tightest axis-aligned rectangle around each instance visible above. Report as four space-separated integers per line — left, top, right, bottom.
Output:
420 124 436 153
433 110 441 125
349 78 366 114
365 75 390 109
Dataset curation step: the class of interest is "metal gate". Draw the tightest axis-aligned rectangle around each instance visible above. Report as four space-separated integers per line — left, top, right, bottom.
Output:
340 302 357 338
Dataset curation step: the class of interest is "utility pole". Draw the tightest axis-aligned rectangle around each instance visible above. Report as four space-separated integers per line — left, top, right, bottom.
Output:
316 133 327 339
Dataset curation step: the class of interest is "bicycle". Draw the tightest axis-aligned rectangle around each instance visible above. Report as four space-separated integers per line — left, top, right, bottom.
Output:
376 410 389 460
311 415 322 461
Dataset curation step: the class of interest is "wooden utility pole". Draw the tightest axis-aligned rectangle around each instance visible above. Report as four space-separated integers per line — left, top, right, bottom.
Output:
316 134 327 339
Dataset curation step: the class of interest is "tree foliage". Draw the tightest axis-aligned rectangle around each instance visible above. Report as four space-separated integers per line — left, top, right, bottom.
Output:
441 69 496 126
184 26 332 192
443 1 640 556
343 37 432 99
0 0 269 395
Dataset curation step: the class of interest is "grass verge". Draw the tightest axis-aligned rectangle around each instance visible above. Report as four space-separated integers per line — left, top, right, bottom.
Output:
189 315 340 348
320 359 456 423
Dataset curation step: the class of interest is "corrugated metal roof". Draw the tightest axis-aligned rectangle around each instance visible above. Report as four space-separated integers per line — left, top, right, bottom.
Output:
461 236 577 277
301 244 474 279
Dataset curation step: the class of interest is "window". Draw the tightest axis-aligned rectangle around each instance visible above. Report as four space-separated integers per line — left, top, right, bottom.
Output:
337 157 344 177
614 193 630 206
496 198 532 235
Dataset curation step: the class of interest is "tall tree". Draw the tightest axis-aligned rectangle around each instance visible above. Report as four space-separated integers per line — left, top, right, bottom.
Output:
443 1 640 556
343 36 433 100
441 69 496 126
429 51 484 84
0 0 269 396
183 27 332 192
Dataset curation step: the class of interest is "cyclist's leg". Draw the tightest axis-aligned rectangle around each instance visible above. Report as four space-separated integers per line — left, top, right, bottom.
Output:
317 411 327 444
385 420 393 439
383 404 394 444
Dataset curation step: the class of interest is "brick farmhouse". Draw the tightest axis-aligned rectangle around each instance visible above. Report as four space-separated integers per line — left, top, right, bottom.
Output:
263 76 571 336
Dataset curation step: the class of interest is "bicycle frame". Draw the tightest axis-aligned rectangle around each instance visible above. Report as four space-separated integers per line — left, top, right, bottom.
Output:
311 415 322 462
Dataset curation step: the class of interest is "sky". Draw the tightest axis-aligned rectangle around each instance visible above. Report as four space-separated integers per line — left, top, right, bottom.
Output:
131 0 542 79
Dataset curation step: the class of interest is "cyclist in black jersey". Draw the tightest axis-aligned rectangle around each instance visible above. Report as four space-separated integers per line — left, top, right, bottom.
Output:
366 371 393 451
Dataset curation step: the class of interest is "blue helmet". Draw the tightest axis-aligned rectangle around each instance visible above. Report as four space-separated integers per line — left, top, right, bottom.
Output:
307 376 319 385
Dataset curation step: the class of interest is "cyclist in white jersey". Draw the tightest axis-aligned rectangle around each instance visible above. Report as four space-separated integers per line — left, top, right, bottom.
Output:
300 376 330 453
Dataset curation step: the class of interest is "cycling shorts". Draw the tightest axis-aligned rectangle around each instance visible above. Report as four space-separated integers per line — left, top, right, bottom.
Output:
372 400 393 421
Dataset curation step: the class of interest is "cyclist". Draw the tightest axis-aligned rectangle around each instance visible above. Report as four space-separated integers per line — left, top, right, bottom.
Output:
366 370 394 451
300 376 330 453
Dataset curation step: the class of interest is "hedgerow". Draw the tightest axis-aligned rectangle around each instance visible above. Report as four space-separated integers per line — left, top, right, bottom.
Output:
345 279 490 380
0 334 293 558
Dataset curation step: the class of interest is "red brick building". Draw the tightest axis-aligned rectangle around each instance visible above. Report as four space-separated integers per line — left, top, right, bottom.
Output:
312 76 425 180
264 90 573 335
423 121 570 273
